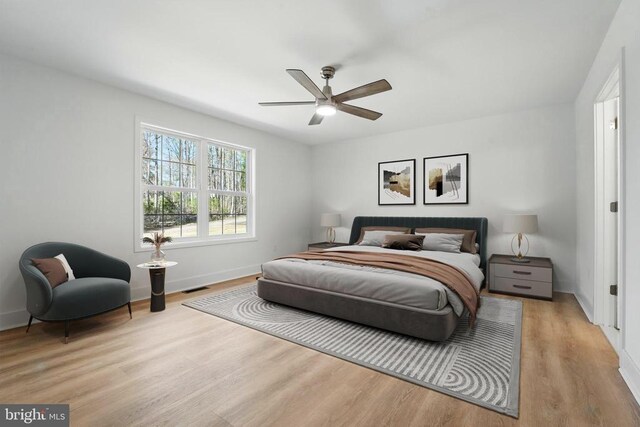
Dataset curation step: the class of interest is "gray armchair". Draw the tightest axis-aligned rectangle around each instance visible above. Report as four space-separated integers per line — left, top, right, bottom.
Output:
19 242 132 343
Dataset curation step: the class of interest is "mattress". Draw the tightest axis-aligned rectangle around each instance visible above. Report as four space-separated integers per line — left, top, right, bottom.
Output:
261 245 484 316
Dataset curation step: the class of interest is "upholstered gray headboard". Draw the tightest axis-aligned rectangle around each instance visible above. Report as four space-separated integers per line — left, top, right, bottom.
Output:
348 216 489 271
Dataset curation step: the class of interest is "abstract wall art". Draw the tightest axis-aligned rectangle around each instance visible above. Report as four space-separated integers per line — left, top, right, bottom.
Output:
423 153 469 205
378 159 416 205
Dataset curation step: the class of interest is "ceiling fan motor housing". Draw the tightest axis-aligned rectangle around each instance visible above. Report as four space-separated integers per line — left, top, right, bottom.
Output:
321 66 335 80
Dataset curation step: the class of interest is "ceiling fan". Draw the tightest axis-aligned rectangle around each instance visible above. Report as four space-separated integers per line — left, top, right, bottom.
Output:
259 66 392 125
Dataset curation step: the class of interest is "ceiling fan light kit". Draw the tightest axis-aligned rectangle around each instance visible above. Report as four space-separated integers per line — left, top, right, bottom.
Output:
259 66 392 125
316 103 336 116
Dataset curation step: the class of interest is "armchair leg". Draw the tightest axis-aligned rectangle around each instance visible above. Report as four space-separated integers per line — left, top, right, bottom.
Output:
64 320 69 344
127 302 132 319
26 316 33 333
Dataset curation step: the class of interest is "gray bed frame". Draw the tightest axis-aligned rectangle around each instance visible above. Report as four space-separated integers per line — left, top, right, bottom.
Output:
257 216 488 341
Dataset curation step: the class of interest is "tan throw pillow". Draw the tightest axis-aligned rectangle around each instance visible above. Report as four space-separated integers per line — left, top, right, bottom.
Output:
356 226 411 245
382 234 425 251
31 258 68 288
414 228 478 254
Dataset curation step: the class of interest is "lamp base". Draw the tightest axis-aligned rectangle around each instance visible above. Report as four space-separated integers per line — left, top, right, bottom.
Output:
325 227 336 244
510 257 531 263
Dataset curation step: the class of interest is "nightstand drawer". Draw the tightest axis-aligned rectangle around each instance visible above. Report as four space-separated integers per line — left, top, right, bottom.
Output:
491 277 552 299
493 263 552 283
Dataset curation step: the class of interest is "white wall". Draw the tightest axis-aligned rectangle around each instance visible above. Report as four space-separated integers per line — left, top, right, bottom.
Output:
311 104 577 292
574 0 640 401
0 54 312 329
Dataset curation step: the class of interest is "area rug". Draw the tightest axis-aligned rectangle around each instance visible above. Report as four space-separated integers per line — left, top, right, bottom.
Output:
184 284 522 417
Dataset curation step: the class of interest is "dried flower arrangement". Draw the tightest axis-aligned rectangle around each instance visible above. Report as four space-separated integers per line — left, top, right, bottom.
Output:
142 232 173 249
143 232 172 262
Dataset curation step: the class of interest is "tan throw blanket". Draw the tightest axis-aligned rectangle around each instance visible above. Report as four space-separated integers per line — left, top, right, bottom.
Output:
278 250 481 327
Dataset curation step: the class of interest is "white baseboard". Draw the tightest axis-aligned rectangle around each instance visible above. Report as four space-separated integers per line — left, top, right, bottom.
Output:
553 281 574 294
601 325 621 353
130 263 261 300
0 309 38 331
0 264 261 332
573 291 594 323
547 288 594 323
620 350 640 406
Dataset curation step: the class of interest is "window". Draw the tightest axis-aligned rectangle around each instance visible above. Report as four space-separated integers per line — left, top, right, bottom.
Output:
136 123 254 249
207 145 248 235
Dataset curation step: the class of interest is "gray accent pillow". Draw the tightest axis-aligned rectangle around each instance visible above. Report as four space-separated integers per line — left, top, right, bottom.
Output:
359 230 408 247
414 227 477 254
416 233 465 253
356 226 411 244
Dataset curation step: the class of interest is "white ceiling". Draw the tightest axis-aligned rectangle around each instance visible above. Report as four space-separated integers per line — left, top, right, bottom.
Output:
0 0 620 144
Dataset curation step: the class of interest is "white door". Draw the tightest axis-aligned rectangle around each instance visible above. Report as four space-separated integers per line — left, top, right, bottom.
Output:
603 97 619 332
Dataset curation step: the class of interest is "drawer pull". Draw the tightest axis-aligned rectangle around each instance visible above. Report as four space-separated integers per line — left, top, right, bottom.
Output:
513 284 532 290
513 270 532 275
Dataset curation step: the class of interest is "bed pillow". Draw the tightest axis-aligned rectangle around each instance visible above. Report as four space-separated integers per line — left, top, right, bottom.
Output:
418 233 465 253
31 258 68 288
382 234 425 251
54 253 75 280
356 226 411 245
414 227 478 254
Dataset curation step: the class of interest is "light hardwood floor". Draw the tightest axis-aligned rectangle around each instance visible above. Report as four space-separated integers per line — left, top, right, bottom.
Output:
1 276 639 426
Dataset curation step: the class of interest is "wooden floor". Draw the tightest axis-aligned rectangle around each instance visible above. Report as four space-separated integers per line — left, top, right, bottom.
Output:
1 277 639 427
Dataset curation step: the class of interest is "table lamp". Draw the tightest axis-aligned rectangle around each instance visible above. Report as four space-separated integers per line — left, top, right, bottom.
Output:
503 214 538 263
320 213 341 243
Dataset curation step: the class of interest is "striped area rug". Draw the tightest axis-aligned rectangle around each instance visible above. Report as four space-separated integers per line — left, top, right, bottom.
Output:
184 284 522 417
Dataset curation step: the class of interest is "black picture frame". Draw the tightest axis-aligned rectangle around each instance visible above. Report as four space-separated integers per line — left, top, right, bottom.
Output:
378 159 416 205
423 153 469 205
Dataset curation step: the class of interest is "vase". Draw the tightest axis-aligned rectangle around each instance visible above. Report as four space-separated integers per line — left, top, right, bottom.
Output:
150 247 165 262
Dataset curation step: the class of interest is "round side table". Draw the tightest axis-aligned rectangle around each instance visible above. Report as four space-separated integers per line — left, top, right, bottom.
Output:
136 261 178 312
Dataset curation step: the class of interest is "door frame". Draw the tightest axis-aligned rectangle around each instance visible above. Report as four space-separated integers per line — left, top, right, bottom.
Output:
593 50 626 353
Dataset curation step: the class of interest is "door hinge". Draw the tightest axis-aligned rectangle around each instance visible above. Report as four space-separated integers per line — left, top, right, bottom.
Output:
610 117 618 130
610 201 618 213
610 284 618 296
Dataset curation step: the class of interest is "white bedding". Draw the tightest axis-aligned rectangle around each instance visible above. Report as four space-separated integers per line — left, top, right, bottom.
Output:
261 245 484 316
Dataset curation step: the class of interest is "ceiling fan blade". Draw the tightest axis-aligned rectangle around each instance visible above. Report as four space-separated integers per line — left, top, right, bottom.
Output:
286 69 327 100
308 112 324 126
333 79 392 103
259 101 316 106
336 103 383 121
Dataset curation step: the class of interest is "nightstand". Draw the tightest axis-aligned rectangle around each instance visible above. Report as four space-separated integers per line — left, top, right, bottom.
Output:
488 254 553 300
308 242 350 252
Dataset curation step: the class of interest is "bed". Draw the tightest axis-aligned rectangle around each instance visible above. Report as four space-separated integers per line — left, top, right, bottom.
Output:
257 216 488 341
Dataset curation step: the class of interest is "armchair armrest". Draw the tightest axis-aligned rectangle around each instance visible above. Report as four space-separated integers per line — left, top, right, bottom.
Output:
19 259 53 317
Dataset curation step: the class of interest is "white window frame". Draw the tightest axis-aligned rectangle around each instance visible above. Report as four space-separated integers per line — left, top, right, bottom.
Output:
134 120 256 252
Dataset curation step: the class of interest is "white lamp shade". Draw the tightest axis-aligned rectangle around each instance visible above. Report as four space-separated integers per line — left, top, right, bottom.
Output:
503 214 538 234
320 213 341 227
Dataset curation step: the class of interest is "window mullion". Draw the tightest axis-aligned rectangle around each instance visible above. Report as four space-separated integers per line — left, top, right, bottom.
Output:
198 140 209 238
209 190 247 197
145 184 194 193
244 149 252 236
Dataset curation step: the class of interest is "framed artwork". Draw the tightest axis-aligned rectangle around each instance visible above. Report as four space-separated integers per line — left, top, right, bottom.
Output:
423 153 469 205
378 159 416 205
